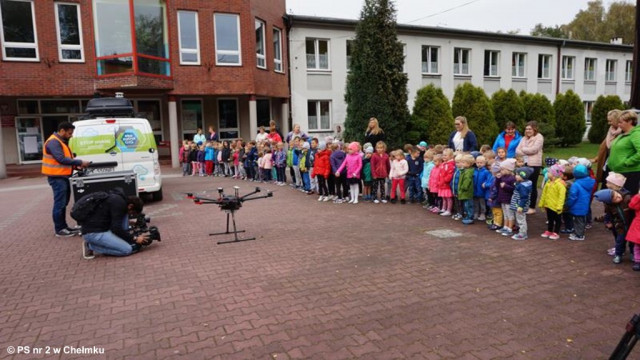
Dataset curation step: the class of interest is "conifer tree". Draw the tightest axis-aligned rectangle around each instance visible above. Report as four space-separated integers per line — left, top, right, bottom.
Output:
409 84 453 145
343 0 410 149
451 83 498 146
587 95 624 144
554 90 585 147
491 89 525 131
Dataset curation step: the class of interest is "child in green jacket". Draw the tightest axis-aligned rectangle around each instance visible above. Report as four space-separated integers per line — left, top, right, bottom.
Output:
458 154 475 224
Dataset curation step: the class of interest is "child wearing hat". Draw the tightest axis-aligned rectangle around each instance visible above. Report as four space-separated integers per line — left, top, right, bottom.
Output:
510 167 534 240
566 164 596 241
362 147 374 201
594 188 633 264
336 142 363 204
538 164 566 240
496 158 517 236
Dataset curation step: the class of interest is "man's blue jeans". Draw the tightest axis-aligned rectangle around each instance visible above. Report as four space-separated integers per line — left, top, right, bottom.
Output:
83 216 134 256
47 176 71 232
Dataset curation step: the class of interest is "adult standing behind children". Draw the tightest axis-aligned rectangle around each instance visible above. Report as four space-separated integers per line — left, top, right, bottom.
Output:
607 110 640 194
516 121 544 214
208 126 218 141
448 116 478 152
286 124 309 143
193 128 206 145
364 117 385 146
492 121 522 158
42 122 90 237
591 110 622 187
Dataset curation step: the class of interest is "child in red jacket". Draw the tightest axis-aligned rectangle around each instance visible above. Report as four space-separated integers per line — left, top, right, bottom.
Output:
370 141 390 204
625 193 640 271
312 141 332 201
438 148 456 216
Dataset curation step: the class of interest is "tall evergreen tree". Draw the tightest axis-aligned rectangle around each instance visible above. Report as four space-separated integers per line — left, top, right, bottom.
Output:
343 0 410 149
409 84 453 146
451 83 498 146
491 89 525 132
521 92 559 148
554 90 585 147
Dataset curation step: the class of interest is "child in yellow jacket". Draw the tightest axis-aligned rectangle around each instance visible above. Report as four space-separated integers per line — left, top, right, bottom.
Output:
538 164 566 240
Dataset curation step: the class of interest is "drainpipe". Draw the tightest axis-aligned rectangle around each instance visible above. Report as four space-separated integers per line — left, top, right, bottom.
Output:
284 14 293 132
556 40 566 96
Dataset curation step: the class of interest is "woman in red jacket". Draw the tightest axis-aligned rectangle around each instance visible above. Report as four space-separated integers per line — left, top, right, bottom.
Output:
312 142 332 201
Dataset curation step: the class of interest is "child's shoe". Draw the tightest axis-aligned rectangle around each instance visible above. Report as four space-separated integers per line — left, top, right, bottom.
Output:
400 199 406 204
500 228 513 236
496 227 507 233
318 196 324 201
585 223 593 230
541 231 551 238
462 219 474 225
548 232 560 240
568 234 585 241
478 214 486 221
560 228 574 234
613 255 622 264
381 199 388 204
374 199 380 204
323 196 330 202
633 262 640 271
488 224 501 231
390 198 397 204
511 233 527 240
440 211 452 216
430 207 440 213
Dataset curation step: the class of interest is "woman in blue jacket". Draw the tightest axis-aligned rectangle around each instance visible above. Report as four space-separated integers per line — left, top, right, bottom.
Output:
492 121 522 158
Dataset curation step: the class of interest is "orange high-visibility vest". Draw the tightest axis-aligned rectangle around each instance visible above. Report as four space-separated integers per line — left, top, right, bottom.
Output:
41 134 73 176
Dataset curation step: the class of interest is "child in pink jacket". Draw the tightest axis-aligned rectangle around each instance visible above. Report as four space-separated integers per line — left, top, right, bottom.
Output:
336 142 363 204
389 149 409 204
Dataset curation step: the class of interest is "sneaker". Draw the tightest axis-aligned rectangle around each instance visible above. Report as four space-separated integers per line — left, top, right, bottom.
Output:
318 196 324 201
323 196 330 202
585 223 593 230
67 225 82 232
613 255 622 264
496 227 508 233
607 247 616 256
501 229 513 236
334 199 343 204
560 228 574 234
488 224 501 231
381 199 388 204
390 199 397 204
400 199 406 204
541 231 551 238
569 234 585 241
430 207 440 213
452 214 461 221
440 211 452 216
633 263 640 271
462 219 474 225
82 241 95 260
55 228 78 237
374 199 380 204
478 215 486 221
548 232 560 240
511 234 528 240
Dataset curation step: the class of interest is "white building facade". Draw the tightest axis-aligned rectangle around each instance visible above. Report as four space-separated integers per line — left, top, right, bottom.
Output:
288 15 634 137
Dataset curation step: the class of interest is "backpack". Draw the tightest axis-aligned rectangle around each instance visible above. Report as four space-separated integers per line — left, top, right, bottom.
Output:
70 191 110 224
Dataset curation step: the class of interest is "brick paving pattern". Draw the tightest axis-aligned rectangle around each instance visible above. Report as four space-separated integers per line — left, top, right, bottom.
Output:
1 168 639 359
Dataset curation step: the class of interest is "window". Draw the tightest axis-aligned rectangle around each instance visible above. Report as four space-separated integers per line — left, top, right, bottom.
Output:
306 38 329 70
626 60 632 82
584 58 596 81
307 101 331 131
0 0 38 61
606 59 617 82
218 99 239 140
135 100 162 142
562 56 575 80
177 10 200 65
512 52 526 78
257 99 271 128
94 0 170 76
584 101 594 124
255 19 265 69
181 99 203 139
484 50 499 77
346 40 354 70
214 13 241 66
55 3 84 62
273 27 283 72
422 46 439 74
538 54 551 79
454 48 470 76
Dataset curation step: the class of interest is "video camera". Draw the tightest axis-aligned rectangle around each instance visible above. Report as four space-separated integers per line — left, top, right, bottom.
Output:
130 213 162 246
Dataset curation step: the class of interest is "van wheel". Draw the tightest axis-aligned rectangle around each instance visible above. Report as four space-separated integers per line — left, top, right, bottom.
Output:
152 188 163 202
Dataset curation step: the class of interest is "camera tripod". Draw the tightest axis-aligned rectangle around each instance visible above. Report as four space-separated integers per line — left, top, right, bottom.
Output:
610 313 640 360
188 186 273 245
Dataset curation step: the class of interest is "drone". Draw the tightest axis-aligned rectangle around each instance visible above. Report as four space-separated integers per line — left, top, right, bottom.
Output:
186 186 273 244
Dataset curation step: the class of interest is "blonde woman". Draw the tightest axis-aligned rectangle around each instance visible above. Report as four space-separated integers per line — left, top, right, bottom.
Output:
448 116 478 152
364 117 385 147
592 109 622 187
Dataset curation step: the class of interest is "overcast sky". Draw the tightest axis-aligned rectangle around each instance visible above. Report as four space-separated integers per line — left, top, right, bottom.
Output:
286 0 624 34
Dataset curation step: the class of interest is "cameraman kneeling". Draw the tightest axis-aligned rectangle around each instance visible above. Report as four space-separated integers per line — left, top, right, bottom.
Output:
81 188 150 259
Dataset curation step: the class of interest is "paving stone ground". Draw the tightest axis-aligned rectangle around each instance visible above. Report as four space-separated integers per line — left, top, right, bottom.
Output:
1 168 640 360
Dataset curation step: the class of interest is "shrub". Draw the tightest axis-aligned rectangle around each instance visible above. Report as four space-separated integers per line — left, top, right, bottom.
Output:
587 95 624 143
492 89 525 131
451 83 499 146
408 84 454 146
554 90 585 147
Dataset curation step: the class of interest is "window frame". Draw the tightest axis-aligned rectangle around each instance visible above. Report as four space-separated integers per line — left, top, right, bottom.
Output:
584 57 597 81
421 45 439 75
180 98 204 139
133 99 163 142
306 38 330 71
626 60 633 83
177 10 200 66
255 18 266 69
214 13 242 66
0 0 39 62
453 48 470 76
307 100 332 132
484 50 499 77
217 98 240 140
606 59 617 82
54 2 84 63
538 54 551 79
562 56 575 80
273 27 283 73
512 52 526 78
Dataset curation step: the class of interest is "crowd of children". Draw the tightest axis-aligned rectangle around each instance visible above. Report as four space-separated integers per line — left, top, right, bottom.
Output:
178 135 640 270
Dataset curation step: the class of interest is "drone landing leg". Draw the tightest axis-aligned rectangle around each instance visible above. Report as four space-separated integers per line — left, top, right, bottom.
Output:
210 211 255 245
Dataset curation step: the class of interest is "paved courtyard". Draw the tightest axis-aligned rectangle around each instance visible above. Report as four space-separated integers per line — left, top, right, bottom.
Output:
1 168 640 359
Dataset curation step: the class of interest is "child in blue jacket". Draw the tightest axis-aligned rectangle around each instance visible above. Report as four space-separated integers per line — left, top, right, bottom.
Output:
473 155 491 221
567 164 596 241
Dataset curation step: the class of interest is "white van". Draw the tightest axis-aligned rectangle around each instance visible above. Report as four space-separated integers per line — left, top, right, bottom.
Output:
69 96 163 201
